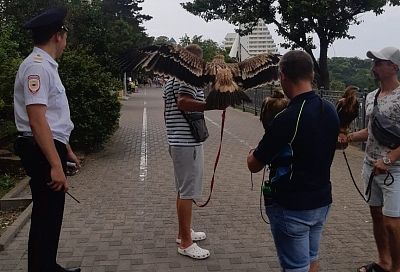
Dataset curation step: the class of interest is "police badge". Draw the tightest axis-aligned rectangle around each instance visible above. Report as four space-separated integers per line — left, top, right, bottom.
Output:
28 75 40 94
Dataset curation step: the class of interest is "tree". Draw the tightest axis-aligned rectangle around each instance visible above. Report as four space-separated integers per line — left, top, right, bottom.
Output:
67 1 152 77
182 0 400 88
0 0 152 150
179 34 191 47
0 24 22 107
178 34 229 62
328 57 375 91
59 48 121 152
154 36 171 45
0 0 66 56
0 0 153 76
330 80 345 92
101 0 151 26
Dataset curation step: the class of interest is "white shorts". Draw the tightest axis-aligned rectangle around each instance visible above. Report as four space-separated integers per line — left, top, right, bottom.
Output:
169 145 204 199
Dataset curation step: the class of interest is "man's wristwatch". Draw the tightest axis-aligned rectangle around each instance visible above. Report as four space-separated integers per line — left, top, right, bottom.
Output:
382 156 392 166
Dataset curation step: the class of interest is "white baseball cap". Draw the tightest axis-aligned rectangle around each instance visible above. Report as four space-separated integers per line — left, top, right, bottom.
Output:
367 47 400 66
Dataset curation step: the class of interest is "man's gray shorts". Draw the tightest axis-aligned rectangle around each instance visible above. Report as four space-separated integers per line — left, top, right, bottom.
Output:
362 161 400 217
169 145 204 199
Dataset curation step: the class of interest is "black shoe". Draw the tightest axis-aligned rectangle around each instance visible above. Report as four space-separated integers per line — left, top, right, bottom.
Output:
56 264 81 272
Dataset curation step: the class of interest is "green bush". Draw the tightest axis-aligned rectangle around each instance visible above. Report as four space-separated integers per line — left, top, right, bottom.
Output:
0 25 21 145
0 174 16 198
59 48 121 152
0 24 22 106
0 120 17 141
0 174 15 190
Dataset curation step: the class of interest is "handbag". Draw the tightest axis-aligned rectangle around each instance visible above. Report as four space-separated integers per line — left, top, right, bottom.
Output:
371 90 400 149
183 112 209 142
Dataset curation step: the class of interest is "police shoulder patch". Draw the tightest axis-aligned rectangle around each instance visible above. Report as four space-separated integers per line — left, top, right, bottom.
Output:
28 75 40 94
33 55 43 63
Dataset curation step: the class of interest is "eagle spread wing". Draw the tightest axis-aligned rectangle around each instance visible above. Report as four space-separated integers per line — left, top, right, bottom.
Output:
117 44 280 108
336 86 359 133
260 90 289 130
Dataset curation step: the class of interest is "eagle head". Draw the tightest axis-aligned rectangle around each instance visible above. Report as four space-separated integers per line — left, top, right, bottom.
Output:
260 91 289 130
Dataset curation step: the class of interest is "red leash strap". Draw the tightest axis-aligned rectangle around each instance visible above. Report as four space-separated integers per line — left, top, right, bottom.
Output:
193 109 226 207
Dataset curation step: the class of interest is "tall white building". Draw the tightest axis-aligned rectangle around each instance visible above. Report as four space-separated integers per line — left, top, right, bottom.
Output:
223 19 278 60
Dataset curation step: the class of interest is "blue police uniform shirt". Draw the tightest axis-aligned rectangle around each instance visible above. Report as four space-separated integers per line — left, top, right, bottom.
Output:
14 47 74 144
253 91 339 210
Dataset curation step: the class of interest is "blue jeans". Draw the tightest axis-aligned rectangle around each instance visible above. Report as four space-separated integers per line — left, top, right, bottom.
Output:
266 203 330 272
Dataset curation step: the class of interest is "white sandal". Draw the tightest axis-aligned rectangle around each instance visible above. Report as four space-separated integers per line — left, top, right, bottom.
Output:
176 229 206 244
177 243 210 259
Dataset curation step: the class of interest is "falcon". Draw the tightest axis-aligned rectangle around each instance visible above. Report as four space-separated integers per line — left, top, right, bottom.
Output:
117 44 280 108
336 85 360 134
260 90 289 130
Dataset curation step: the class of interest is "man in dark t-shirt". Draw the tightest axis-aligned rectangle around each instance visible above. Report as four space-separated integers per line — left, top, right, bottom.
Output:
247 50 339 272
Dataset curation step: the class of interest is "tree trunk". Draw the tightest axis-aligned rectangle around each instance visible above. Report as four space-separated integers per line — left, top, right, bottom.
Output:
318 40 330 89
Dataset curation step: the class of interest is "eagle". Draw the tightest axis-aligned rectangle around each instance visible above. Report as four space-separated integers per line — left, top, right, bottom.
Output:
117 44 280 108
336 85 360 134
260 90 289 130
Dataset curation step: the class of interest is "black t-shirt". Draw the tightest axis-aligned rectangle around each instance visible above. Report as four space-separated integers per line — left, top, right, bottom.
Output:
253 91 339 210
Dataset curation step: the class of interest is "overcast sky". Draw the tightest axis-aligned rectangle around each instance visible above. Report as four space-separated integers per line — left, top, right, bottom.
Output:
139 0 400 59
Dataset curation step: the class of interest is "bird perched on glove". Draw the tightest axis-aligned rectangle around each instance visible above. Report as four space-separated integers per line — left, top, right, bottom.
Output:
336 86 359 134
336 85 359 148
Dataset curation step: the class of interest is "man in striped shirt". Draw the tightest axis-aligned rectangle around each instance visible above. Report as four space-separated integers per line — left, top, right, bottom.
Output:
163 44 226 259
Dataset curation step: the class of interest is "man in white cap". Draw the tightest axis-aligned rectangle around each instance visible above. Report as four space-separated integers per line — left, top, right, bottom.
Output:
344 47 400 272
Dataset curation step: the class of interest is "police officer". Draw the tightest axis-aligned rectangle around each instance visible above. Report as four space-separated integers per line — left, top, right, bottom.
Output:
13 7 81 272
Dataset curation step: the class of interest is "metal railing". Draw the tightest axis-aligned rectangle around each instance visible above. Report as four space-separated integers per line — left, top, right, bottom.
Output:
238 86 370 132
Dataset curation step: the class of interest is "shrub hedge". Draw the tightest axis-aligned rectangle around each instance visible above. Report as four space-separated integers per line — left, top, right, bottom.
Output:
59 48 121 152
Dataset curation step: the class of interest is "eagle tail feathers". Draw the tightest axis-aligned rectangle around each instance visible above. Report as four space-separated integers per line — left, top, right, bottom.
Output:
206 90 251 108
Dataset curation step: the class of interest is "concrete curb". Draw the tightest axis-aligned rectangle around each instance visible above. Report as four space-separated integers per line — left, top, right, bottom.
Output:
2 177 29 199
0 202 32 251
0 198 32 211
0 177 32 251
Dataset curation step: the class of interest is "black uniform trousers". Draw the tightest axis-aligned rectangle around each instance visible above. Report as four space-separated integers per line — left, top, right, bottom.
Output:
15 136 67 272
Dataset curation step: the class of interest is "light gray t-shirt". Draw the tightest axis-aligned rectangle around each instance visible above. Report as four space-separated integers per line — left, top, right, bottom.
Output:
365 86 400 166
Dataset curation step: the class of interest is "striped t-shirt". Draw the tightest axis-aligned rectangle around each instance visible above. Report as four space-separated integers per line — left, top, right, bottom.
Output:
163 78 205 146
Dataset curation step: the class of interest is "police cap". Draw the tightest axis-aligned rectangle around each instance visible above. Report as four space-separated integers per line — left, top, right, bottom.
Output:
24 7 67 30
24 7 68 44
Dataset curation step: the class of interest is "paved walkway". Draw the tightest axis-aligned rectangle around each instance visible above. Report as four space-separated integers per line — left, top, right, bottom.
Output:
0 87 376 271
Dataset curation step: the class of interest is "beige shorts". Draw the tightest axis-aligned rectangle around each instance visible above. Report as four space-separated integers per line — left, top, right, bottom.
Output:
169 145 204 199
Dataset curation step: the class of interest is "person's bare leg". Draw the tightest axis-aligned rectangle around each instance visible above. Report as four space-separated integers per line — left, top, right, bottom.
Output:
176 194 180 240
384 216 400 272
369 206 391 271
309 261 318 272
177 197 193 249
